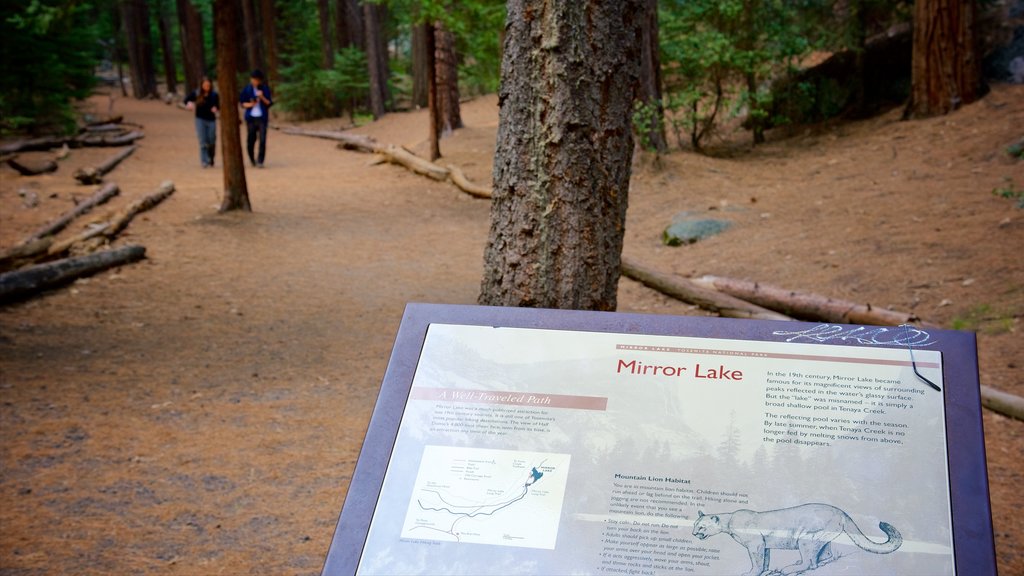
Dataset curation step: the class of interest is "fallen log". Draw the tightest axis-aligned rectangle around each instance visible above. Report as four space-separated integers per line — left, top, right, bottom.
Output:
695 275 926 326
0 244 145 304
73 146 136 184
8 181 170 265
0 130 145 154
83 114 124 127
76 130 144 147
981 385 1024 423
6 156 58 176
0 237 54 272
27 182 120 242
620 256 793 321
446 164 492 199
385 145 449 181
81 123 126 133
278 126 383 153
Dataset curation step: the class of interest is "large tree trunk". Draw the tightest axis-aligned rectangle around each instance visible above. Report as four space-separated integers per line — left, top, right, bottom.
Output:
120 0 159 98
479 1 643 311
156 2 178 95
335 0 364 50
240 0 263 72
906 0 984 118
363 3 388 119
261 0 280 85
316 0 334 69
176 0 206 94
215 0 251 212
637 0 667 153
434 21 462 135
411 22 429 109
426 22 440 161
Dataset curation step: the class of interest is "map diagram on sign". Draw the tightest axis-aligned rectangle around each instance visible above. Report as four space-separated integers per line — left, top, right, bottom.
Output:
401 446 570 549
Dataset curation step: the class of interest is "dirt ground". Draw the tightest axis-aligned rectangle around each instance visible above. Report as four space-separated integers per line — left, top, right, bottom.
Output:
0 85 1022 576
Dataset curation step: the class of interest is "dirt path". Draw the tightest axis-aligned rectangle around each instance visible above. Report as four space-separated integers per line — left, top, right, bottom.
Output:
1 87 1022 575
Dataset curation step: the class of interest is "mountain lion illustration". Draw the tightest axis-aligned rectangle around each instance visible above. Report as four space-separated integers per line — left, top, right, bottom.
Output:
691 503 902 576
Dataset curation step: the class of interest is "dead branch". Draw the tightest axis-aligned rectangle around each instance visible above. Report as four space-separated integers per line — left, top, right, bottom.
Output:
83 114 124 127
620 256 793 321
695 275 928 326
446 164 492 199
6 156 57 176
105 180 175 238
278 126 383 153
73 146 137 184
0 244 145 304
76 130 145 147
385 145 450 181
32 183 121 242
0 130 144 154
981 385 1024 423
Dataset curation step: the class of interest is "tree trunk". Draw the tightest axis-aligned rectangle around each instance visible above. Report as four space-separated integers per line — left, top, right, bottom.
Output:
316 0 334 69
26 183 121 243
261 0 280 85
637 0 667 153
363 3 388 119
411 22 429 109
906 0 983 118
426 22 440 161
336 0 364 50
240 0 263 72
479 0 643 311
176 0 206 94
120 0 159 98
156 3 178 95
434 21 462 134
215 0 251 212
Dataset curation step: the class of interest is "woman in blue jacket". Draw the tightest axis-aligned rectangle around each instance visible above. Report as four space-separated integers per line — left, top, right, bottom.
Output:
240 69 273 168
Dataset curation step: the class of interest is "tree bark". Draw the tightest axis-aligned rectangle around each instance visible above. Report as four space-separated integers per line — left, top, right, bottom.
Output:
479 1 643 311
176 0 206 94
0 245 146 304
215 0 252 212
6 157 58 176
73 146 137 184
621 258 792 321
121 0 159 98
240 0 264 72
316 0 334 69
363 3 389 119
261 0 280 85
426 22 440 161
156 3 178 95
335 0 364 50
906 0 984 118
434 21 462 134
637 0 667 153
412 23 429 109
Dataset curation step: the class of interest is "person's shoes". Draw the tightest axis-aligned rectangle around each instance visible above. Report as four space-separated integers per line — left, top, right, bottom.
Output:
257 163 264 169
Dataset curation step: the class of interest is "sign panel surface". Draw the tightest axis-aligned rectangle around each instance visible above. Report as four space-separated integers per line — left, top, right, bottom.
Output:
354 322 954 576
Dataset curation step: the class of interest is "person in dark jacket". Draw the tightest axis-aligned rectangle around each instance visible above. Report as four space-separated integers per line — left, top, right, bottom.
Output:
183 77 220 168
239 69 273 168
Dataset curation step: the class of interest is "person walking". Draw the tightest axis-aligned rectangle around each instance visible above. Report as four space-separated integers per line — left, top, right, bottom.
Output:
240 69 273 168
183 77 220 168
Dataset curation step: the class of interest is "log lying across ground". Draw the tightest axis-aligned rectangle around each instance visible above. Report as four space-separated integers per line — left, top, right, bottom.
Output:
280 125 494 198
0 130 144 155
620 256 792 321
981 385 1024 422
6 156 58 176
74 146 136 184
0 244 145 304
694 275 928 326
27 182 120 242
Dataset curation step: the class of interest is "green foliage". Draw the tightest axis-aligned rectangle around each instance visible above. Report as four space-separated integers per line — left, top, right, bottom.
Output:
0 0 102 134
632 100 665 152
278 46 370 122
657 0 903 150
992 178 1024 209
951 304 1015 335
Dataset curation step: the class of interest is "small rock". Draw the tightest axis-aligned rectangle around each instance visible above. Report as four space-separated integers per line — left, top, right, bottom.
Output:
938 299 953 307
962 278 975 286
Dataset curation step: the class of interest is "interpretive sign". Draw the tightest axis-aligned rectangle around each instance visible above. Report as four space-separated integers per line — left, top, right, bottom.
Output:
321 304 995 576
